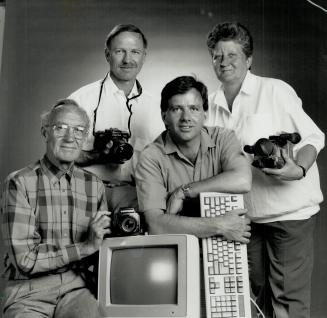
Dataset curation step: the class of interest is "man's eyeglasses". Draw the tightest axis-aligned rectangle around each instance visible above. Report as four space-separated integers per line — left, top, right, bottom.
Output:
47 124 87 140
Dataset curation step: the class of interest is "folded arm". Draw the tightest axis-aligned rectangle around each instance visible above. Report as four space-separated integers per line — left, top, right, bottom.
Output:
144 208 251 243
135 134 252 242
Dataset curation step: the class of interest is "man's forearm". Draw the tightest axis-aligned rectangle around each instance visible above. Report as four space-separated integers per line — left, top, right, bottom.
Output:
145 209 250 243
9 241 83 275
146 211 221 238
75 150 100 166
185 168 252 199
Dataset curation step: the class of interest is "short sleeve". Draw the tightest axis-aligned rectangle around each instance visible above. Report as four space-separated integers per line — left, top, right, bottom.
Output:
135 146 167 212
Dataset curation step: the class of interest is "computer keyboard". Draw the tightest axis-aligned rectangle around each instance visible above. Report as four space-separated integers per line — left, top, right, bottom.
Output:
200 192 251 318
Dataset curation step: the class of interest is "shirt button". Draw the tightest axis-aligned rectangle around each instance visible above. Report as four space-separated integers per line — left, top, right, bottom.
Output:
63 210 67 215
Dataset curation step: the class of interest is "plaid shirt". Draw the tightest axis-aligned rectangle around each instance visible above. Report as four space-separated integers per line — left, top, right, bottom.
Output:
1 156 107 280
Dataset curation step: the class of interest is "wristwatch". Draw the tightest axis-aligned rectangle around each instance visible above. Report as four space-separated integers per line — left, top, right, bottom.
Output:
297 164 307 178
181 184 191 199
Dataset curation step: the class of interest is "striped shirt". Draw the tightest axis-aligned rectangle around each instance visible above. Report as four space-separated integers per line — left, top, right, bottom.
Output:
1 156 107 280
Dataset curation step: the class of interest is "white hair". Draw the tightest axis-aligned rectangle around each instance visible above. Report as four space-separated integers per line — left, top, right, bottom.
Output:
40 99 90 132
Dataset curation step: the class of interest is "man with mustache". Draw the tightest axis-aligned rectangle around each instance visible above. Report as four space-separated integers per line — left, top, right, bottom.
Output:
69 24 164 214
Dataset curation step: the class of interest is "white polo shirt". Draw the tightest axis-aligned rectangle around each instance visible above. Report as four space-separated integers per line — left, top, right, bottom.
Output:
69 76 165 183
206 71 325 223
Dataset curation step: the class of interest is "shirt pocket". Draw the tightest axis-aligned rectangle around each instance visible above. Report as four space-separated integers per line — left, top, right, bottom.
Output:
73 189 98 240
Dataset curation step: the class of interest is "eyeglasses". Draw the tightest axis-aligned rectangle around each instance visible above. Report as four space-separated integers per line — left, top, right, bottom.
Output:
47 124 87 140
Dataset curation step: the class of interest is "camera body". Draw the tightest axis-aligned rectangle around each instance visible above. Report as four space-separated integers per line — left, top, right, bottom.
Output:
93 128 134 164
111 207 145 236
244 132 301 169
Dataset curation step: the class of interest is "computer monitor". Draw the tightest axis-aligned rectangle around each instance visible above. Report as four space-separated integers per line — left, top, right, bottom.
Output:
98 234 200 318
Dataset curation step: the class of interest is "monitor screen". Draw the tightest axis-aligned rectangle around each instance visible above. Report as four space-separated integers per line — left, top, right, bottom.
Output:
98 234 200 318
110 246 177 305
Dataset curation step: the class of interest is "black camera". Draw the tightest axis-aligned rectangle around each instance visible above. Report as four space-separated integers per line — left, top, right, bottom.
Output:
93 128 134 164
111 207 145 236
244 132 301 169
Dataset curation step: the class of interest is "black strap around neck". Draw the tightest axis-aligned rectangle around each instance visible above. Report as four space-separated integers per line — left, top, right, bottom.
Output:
92 73 142 138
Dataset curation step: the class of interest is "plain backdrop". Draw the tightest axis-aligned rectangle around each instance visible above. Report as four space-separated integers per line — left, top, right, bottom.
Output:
0 1 326 317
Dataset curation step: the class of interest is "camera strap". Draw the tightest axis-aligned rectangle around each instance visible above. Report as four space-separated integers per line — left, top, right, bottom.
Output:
125 81 142 138
92 72 109 137
92 73 143 139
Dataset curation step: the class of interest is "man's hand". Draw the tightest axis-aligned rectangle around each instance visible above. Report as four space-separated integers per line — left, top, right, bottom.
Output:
262 149 303 181
215 209 251 243
166 187 185 215
86 210 111 251
103 140 114 155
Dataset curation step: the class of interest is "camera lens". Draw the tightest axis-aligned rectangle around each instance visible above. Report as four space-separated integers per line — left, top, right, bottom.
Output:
120 215 138 233
113 143 134 162
256 139 274 156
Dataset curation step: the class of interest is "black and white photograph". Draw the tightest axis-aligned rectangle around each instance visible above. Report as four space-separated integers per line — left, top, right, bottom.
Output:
0 1 326 317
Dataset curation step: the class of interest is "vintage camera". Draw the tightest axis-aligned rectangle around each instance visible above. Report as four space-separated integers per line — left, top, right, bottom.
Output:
93 128 134 164
244 132 301 169
111 207 145 236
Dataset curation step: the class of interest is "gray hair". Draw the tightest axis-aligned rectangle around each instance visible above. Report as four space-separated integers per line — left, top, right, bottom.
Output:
41 99 90 131
207 22 253 58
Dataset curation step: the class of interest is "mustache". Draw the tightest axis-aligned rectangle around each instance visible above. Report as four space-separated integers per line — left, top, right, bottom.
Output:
120 62 137 67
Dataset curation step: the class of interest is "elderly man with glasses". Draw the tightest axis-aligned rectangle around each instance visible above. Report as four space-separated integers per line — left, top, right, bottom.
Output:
1 99 111 318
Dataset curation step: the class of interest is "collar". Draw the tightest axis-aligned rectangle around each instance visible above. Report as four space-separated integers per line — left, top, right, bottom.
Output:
41 155 74 182
105 74 142 99
239 70 256 95
213 70 256 111
163 128 216 157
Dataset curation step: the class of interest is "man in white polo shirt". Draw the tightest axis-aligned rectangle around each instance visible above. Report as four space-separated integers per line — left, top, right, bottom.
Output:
69 24 164 213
